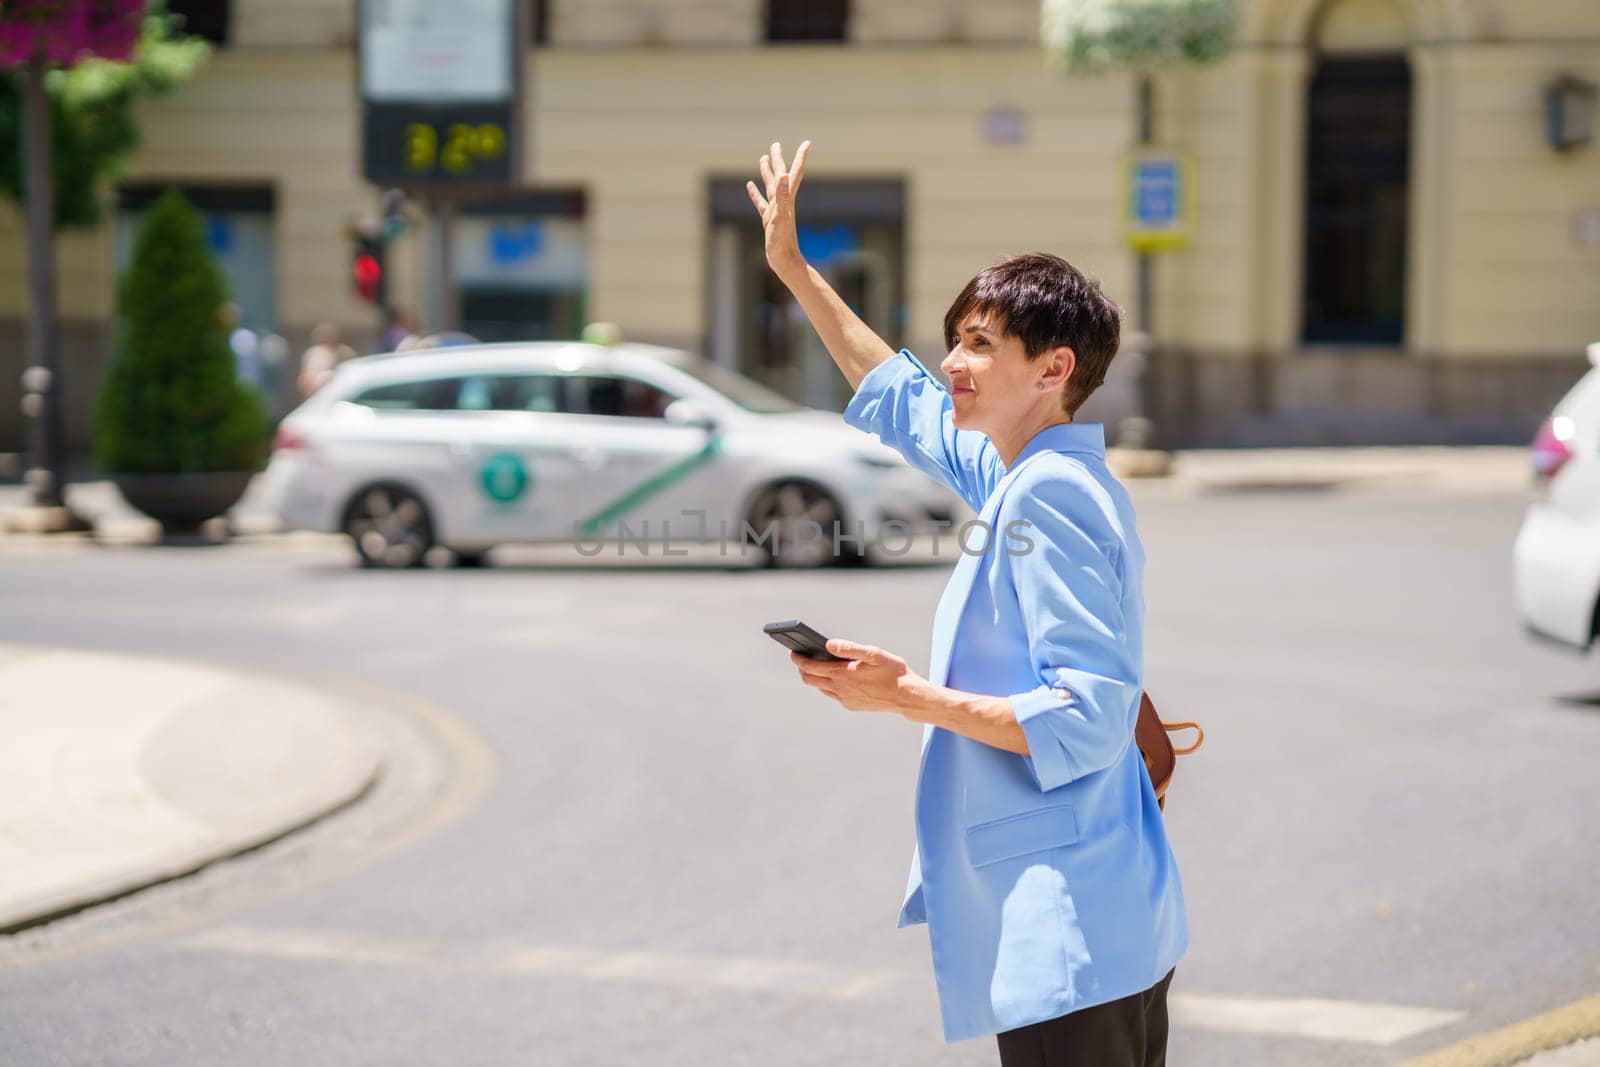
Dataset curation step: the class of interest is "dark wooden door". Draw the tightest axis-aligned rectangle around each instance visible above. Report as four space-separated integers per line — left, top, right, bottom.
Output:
1302 56 1412 344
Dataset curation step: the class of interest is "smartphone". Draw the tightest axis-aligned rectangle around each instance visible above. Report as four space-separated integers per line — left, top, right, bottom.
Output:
764 619 845 661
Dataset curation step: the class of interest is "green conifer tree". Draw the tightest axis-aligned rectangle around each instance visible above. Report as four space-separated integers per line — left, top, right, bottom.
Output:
93 188 268 473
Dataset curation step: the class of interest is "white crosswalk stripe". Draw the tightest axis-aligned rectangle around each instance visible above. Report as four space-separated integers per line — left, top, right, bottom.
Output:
495 943 893 1001
183 926 896 1003
1170 992 1466 1046
182 926 1467 1042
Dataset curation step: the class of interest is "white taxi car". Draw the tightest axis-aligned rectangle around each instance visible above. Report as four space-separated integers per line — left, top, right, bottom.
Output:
1513 342 1600 647
264 341 961 568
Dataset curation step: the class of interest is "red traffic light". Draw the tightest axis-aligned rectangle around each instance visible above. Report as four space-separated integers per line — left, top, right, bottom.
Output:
353 250 382 303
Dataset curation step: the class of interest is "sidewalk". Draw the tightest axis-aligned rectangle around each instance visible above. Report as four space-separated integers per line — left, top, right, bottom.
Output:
0 644 383 933
0 474 292 544
1113 445 1532 493
1522 1038 1600 1065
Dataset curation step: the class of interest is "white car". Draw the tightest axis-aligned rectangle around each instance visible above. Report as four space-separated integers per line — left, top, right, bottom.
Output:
262 341 961 568
1513 342 1600 647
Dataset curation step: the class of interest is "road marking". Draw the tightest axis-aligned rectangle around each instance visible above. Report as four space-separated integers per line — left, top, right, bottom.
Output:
496 942 894 1001
183 925 896 1003
182 924 1470 1043
1170 992 1467 1046
186 925 435 968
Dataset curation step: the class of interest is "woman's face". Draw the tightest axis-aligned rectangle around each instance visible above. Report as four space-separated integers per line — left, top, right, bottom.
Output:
940 312 1072 434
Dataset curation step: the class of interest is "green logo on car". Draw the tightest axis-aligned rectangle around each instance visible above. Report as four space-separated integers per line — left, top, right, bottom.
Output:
480 452 530 504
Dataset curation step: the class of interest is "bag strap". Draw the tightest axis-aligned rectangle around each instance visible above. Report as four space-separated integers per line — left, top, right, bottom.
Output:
1137 693 1203 812
1163 720 1204 756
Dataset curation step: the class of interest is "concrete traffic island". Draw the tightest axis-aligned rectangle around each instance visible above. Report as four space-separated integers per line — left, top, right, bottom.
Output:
0 644 384 933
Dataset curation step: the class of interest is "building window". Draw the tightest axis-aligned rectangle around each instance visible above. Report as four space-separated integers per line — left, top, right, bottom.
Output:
166 0 229 47
708 178 903 410
1301 55 1411 345
115 183 277 398
766 0 848 43
115 184 276 336
456 190 588 343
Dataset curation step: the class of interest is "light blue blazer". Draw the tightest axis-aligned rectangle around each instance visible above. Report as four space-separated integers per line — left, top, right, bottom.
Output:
843 351 1189 1043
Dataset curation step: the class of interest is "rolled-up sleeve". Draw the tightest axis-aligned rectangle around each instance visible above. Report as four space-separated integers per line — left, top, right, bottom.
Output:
1005 486 1140 792
842 350 1000 513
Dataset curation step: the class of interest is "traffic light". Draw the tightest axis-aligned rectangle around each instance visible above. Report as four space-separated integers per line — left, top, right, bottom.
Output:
352 233 385 306
346 191 409 309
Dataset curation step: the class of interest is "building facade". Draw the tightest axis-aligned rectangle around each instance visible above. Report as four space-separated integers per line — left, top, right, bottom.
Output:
2 0 1598 452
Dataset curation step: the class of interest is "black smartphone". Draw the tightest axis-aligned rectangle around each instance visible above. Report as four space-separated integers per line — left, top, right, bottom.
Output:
764 619 846 661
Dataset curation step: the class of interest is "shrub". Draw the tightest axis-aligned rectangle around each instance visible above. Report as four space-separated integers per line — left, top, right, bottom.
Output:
93 188 268 473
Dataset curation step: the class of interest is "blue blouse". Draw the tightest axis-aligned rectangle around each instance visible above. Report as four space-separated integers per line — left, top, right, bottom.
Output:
843 350 1189 1043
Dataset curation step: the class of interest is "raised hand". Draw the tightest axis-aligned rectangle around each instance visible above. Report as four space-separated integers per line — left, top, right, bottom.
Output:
746 140 811 283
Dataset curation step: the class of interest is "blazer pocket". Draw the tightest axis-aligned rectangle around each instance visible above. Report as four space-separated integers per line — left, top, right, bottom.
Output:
965 804 1080 868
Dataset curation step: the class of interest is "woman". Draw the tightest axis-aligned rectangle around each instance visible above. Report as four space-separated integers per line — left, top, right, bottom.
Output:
750 142 1188 1065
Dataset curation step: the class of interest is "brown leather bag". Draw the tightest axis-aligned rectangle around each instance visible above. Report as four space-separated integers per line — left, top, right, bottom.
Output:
1135 692 1203 811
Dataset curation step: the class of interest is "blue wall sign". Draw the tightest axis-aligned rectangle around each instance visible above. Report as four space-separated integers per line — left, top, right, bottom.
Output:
488 221 545 265
205 216 234 254
1133 161 1180 226
1123 151 1192 253
796 224 858 267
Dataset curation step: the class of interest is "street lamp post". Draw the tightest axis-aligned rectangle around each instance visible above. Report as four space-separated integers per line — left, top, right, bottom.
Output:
1041 0 1241 468
2 1 154 532
1121 73 1158 454
20 55 65 509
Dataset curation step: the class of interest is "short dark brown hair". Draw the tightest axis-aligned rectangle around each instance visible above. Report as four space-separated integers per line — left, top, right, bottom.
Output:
942 252 1122 416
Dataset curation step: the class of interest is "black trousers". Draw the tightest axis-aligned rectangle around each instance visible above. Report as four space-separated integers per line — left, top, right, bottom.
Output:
995 969 1175 1067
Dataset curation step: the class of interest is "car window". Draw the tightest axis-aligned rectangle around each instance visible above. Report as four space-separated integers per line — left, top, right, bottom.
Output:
349 377 464 411
565 375 677 419
458 376 494 411
659 355 799 413
490 374 563 413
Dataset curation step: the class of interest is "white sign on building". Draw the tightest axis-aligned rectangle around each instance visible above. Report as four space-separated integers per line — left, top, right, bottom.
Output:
360 0 514 103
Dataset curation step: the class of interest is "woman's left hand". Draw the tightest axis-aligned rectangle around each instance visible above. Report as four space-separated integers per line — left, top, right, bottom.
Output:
790 639 926 716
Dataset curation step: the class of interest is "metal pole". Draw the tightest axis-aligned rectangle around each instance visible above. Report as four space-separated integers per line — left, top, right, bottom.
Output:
1118 73 1160 454
1136 75 1154 337
20 54 67 509
431 198 460 332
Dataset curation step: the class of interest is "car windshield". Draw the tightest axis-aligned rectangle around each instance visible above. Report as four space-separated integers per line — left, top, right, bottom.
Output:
659 355 800 414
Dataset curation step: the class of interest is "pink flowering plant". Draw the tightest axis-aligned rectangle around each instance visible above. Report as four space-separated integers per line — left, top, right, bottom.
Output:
0 0 207 228
0 0 144 69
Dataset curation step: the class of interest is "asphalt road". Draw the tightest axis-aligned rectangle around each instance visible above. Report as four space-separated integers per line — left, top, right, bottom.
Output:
0 484 1596 1066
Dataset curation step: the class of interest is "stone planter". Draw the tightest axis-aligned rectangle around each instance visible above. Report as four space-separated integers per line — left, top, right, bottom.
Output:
111 471 256 533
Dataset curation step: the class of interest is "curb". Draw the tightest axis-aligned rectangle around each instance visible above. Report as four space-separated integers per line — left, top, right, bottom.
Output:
0 644 386 935
1400 992 1600 1067
1144 446 1532 495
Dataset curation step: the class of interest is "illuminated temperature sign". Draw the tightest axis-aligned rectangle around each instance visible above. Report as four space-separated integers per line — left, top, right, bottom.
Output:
365 107 513 182
358 0 526 186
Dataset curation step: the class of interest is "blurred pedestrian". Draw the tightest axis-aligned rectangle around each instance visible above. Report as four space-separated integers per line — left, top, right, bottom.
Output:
298 322 357 398
222 302 264 389
257 332 291 412
381 307 420 353
757 141 1186 1063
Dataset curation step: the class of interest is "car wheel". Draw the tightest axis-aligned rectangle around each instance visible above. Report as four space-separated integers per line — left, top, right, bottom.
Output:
745 481 848 569
343 484 434 568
